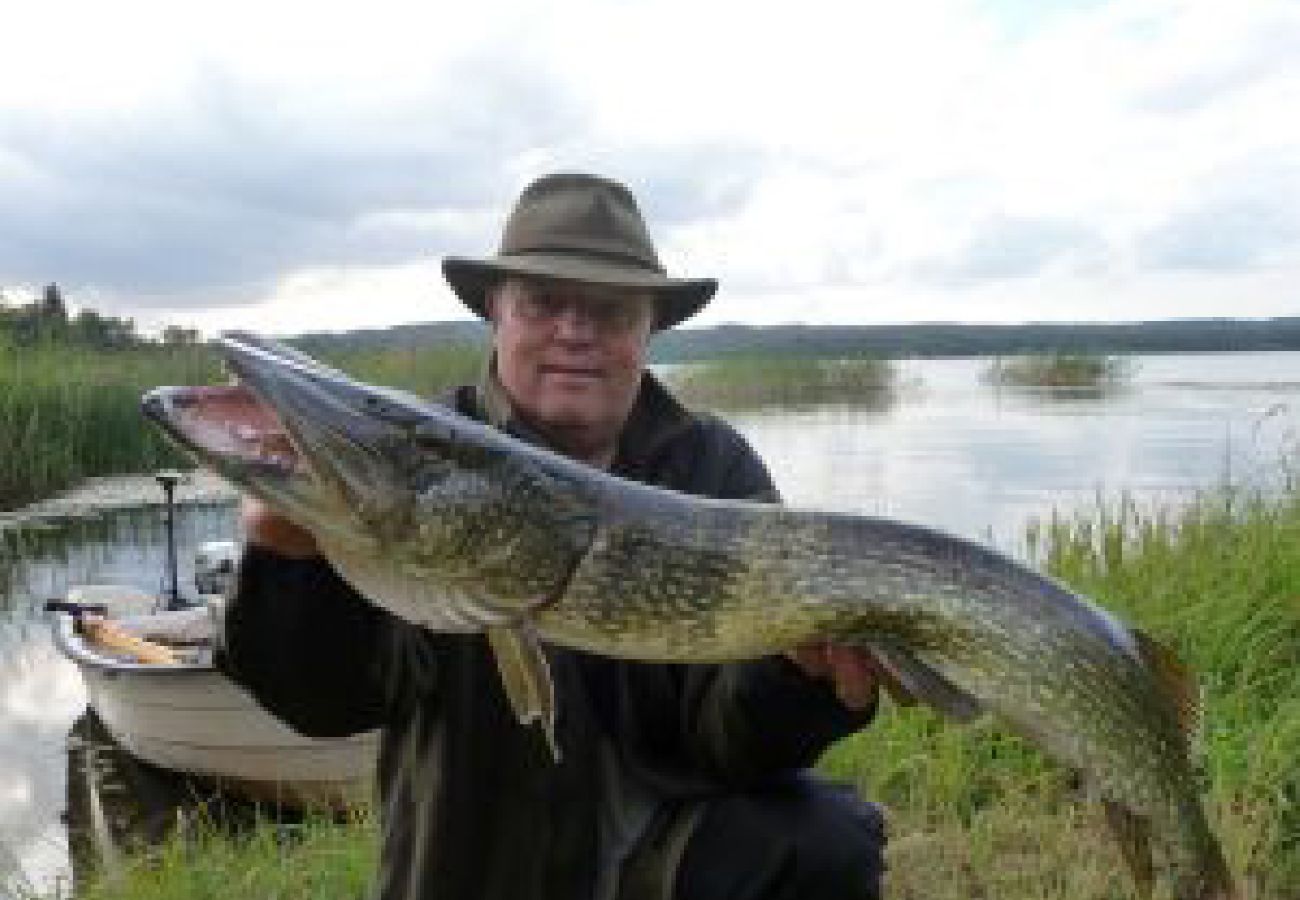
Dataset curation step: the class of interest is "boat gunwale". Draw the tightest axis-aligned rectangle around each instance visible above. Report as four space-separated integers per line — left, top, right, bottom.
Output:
50 611 216 676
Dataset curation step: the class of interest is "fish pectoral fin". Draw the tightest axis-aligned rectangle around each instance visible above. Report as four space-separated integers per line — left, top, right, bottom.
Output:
485 622 561 762
864 641 984 723
1102 799 1155 899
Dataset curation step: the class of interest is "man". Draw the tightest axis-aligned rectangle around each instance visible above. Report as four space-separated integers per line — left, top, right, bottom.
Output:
218 173 887 899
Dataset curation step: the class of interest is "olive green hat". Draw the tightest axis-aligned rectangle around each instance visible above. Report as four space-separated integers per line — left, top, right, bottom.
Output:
442 173 717 331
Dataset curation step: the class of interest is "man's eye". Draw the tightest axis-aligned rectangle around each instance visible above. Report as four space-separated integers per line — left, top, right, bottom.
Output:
523 296 557 316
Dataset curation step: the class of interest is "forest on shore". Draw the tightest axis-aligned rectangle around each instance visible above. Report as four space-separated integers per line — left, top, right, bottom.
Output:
5 282 1298 361
297 313 1300 361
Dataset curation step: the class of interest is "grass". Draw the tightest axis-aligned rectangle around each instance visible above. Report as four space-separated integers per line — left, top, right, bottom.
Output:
986 352 1136 389
53 813 378 900
0 341 485 512
311 343 485 399
0 343 221 509
666 353 895 408
53 480 1300 899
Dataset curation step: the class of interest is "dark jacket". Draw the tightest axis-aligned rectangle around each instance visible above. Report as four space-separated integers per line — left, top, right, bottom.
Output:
217 374 871 900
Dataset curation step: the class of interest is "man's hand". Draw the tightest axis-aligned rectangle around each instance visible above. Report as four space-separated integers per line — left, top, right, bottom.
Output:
242 497 320 559
785 642 884 711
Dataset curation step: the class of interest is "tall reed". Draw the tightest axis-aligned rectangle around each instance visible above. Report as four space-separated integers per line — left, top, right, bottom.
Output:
0 344 221 509
667 353 894 408
314 342 486 398
0 341 486 511
985 352 1135 389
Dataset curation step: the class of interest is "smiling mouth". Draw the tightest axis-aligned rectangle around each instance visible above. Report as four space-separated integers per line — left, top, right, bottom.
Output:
541 366 603 378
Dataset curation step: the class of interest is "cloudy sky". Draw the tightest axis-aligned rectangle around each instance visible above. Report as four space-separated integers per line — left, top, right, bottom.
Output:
1 0 1297 335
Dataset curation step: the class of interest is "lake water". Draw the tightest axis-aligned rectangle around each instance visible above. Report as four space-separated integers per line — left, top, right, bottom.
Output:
736 352 1298 548
1 350 1297 895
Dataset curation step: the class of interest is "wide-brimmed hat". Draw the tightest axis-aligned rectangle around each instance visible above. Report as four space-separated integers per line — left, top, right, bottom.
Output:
443 173 717 331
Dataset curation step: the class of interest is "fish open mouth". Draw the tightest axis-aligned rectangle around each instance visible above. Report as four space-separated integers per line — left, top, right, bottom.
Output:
142 383 301 477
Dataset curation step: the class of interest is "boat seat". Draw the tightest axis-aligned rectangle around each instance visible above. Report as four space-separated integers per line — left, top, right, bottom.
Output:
67 584 160 618
117 606 216 646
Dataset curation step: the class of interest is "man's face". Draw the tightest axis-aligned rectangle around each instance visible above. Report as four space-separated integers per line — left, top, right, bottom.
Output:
488 277 656 458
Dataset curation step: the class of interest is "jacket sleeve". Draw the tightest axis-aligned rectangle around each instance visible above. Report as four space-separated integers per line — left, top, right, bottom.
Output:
626 416 876 787
215 545 437 738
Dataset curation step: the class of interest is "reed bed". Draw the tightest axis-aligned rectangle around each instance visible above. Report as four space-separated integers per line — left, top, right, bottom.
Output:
667 353 895 408
0 345 221 509
55 481 1300 899
985 352 1135 389
312 342 486 399
0 342 486 512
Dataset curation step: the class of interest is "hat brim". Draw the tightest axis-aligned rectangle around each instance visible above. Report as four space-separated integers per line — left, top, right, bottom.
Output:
443 253 716 331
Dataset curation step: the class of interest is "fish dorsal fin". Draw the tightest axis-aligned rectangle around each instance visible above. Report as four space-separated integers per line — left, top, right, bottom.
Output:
486 621 561 761
1102 799 1155 899
1131 628 1202 749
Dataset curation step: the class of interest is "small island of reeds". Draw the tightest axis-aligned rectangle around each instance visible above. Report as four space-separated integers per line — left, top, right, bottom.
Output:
665 353 895 409
984 352 1135 389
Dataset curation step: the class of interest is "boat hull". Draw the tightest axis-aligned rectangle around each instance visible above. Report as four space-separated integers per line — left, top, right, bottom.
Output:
53 591 378 810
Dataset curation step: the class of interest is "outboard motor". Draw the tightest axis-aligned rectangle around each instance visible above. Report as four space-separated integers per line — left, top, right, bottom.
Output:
194 540 239 596
156 471 186 610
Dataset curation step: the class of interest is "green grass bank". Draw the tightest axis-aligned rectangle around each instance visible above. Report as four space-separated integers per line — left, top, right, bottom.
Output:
55 481 1299 899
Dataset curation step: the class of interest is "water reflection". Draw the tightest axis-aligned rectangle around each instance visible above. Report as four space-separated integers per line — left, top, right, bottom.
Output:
0 504 236 616
0 621 89 898
989 382 1132 405
0 501 237 895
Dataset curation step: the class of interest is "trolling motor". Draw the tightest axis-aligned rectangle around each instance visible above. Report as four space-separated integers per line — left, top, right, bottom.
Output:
155 470 187 610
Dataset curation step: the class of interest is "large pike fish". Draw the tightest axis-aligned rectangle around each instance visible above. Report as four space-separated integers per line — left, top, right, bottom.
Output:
142 333 1233 900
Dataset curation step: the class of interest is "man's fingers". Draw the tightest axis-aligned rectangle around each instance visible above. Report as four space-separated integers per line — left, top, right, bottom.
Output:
241 498 320 558
785 643 884 710
786 643 832 677
826 645 878 711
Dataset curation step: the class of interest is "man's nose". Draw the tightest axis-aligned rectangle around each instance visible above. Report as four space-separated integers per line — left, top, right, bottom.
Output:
553 303 599 341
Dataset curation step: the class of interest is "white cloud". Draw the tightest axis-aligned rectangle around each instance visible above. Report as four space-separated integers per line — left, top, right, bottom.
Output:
1 0 1297 332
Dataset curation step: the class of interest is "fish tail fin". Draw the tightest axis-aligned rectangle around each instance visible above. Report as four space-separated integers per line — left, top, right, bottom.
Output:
1128 632 1237 900
1131 628 1202 753
1102 800 1155 899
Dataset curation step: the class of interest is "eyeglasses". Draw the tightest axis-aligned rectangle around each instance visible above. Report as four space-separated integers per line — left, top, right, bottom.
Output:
506 281 655 335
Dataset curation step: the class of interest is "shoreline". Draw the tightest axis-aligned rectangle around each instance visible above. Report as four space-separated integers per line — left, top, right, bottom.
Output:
0 469 239 532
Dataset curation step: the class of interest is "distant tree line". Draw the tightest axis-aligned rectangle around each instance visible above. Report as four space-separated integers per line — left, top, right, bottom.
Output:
290 315 1300 362
0 283 200 349
649 317 1300 362
7 284 1299 359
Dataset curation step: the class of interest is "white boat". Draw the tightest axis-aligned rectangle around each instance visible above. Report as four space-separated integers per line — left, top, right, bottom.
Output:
50 577 379 811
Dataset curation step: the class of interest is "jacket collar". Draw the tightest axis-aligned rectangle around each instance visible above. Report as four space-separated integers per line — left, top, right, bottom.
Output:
479 352 695 472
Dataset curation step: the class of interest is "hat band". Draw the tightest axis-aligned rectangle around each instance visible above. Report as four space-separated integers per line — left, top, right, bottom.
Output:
506 244 666 276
